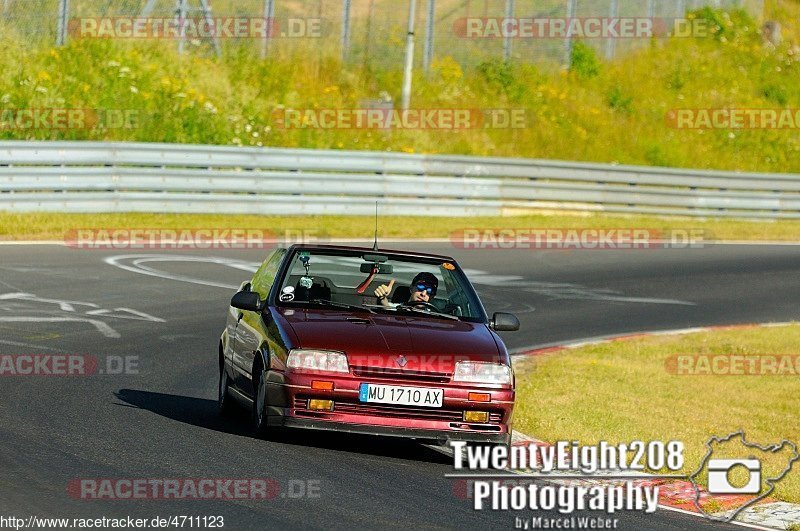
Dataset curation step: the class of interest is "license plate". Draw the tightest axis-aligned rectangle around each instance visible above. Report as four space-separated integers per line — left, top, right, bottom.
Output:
359 383 443 408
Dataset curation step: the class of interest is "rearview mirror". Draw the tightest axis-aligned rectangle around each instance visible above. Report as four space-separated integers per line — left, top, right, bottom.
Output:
360 262 393 274
490 312 520 332
231 291 265 312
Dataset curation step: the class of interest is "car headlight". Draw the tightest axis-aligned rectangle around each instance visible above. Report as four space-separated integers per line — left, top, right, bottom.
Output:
286 349 349 373
453 361 512 385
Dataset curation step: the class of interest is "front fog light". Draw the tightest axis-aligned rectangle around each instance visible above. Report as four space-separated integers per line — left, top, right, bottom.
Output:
464 411 489 423
309 399 334 411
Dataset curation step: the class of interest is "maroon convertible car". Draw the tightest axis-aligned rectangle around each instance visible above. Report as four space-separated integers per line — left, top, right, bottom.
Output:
218 244 519 447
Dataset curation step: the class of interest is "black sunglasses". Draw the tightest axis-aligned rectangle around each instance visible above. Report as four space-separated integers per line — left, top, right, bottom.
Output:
414 283 434 295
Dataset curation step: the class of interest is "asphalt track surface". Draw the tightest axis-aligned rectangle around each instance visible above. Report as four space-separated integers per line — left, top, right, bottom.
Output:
1 242 799 530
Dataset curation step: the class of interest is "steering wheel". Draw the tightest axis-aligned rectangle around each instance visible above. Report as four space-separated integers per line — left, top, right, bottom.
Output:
401 301 440 312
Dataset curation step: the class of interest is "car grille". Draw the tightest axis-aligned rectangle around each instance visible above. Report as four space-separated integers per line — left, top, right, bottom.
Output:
350 366 451 384
294 397 502 424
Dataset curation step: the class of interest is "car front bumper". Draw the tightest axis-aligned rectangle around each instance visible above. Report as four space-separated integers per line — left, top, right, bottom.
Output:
282 417 511 444
263 372 514 444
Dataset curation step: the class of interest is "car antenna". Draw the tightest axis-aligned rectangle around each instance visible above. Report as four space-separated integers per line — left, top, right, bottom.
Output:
372 201 380 251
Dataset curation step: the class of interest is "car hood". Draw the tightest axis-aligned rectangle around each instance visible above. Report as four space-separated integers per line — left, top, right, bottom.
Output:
276 308 503 372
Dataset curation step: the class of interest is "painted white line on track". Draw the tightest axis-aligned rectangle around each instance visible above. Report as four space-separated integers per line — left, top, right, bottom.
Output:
0 317 120 338
104 255 259 290
0 339 73 353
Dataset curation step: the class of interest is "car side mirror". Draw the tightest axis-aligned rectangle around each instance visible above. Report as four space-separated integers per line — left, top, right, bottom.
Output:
231 290 265 312
490 312 520 332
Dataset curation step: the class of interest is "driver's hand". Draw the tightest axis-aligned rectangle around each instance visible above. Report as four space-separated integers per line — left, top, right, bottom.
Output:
374 279 395 307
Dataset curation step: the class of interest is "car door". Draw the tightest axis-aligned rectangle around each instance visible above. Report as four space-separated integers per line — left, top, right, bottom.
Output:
231 248 286 393
224 279 251 379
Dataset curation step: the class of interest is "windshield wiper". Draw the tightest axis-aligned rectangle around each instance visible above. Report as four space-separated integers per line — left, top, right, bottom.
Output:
363 303 459 320
306 299 376 313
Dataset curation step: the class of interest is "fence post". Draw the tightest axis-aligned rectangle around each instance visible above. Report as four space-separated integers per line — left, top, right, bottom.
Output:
503 0 514 61
261 0 275 58
423 0 435 73
401 0 418 110
56 0 69 46
562 0 576 68
363 0 375 70
342 0 351 62
605 0 618 60
176 0 187 55
199 0 221 57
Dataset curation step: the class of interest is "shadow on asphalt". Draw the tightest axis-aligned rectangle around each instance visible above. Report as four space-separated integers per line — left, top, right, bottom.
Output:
114 388 451 465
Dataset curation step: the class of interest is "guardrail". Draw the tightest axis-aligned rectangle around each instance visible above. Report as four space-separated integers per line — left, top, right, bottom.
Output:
1 141 799 219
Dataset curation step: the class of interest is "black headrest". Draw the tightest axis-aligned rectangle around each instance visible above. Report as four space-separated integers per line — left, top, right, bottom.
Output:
390 286 410 304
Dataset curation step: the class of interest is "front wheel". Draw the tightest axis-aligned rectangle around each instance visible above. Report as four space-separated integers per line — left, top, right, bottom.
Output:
218 363 234 417
252 365 270 436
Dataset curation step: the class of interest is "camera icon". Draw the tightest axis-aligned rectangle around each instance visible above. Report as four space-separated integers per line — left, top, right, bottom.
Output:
707 459 761 494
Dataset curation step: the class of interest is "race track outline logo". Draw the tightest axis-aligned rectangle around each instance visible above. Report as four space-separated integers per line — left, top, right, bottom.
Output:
689 431 799 521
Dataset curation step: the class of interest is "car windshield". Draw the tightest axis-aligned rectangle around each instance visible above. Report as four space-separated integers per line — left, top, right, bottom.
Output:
275 248 487 322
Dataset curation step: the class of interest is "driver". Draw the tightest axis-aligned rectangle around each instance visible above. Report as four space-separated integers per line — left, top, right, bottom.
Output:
374 272 438 309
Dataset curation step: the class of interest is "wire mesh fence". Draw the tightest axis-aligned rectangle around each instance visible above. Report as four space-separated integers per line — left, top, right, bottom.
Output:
1 0 766 70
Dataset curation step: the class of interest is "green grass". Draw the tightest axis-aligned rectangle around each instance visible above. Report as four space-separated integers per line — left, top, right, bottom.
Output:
0 5 798 172
513 324 800 504
2 211 800 241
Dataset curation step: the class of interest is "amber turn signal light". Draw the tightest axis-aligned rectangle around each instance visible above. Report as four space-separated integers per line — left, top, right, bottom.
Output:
468 392 490 402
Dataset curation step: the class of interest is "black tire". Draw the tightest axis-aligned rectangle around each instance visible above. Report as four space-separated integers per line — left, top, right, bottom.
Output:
218 361 234 417
252 363 270 436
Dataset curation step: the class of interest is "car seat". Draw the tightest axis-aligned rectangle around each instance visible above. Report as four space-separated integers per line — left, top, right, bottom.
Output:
390 285 410 304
